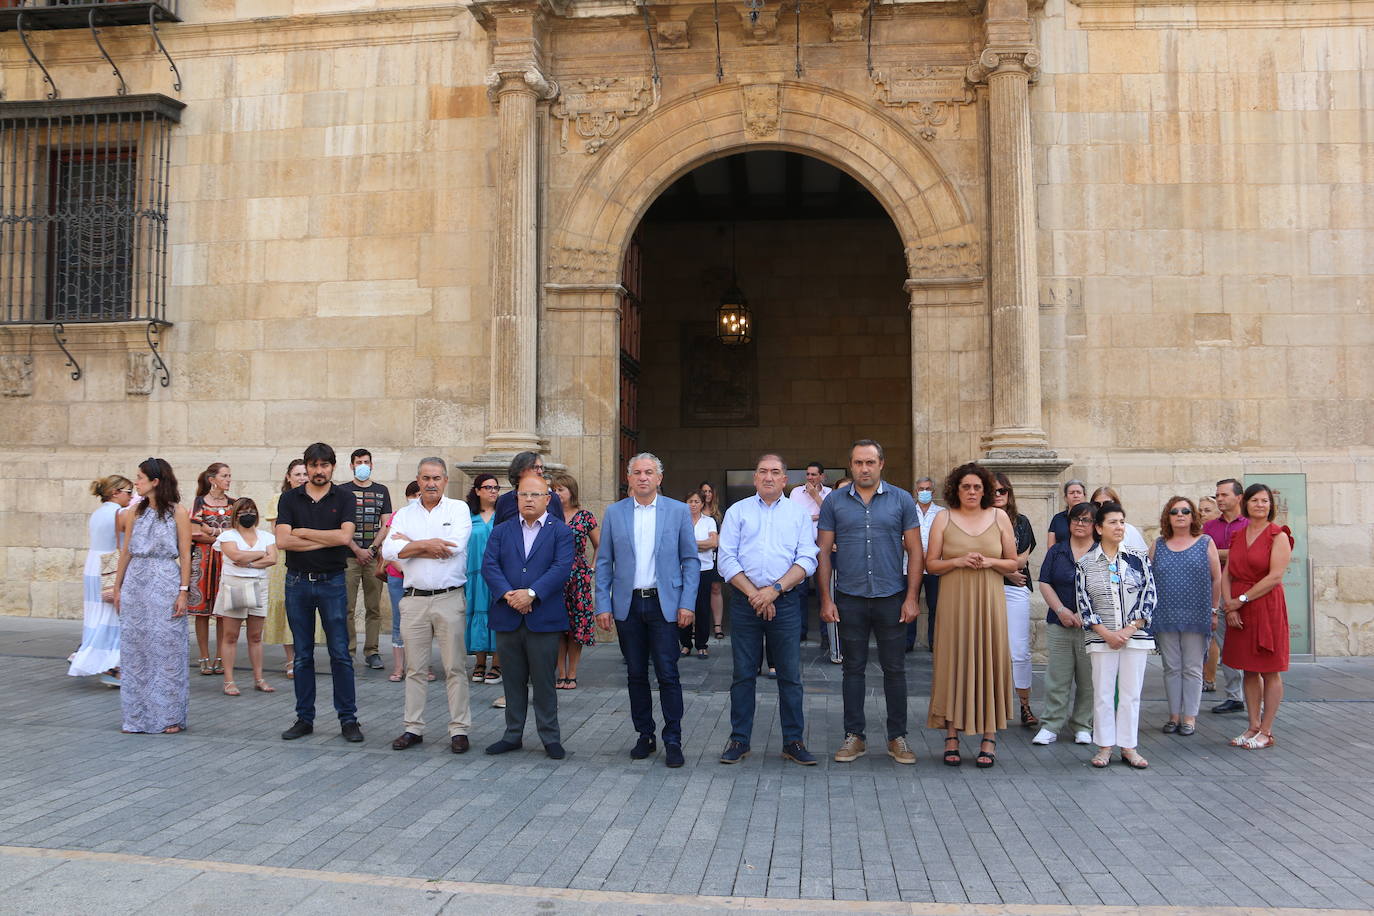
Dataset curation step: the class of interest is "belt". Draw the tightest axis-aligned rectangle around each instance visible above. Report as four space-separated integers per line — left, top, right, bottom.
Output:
632 587 659 599
300 570 342 582
404 585 462 598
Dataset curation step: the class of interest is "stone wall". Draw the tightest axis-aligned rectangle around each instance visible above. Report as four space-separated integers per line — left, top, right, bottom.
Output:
1032 0 1374 654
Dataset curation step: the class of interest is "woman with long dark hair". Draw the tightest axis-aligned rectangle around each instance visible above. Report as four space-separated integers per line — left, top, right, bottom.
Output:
992 472 1038 728
465 473 501 685
113 458 192 734
264 459 308 677
189 462 233 675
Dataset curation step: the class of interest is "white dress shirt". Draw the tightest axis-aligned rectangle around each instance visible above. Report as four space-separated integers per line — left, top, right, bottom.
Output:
632 496 658 589
915 502 944 554
380 496 472 590
789 483 832 541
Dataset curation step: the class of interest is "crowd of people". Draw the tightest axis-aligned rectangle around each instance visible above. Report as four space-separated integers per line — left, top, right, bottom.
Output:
68 442 1294 767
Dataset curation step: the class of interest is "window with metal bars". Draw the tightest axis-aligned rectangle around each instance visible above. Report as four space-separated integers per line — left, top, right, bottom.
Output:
0 94 182 325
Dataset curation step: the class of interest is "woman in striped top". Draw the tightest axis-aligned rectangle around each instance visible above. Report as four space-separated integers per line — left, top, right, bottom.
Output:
1076 501 1156 769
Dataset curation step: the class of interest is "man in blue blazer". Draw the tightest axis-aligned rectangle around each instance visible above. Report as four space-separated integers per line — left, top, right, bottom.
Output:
595 452 700 768
482 472 575 759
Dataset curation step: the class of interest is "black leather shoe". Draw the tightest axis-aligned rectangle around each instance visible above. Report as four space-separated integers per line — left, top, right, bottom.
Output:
281 719 313 741
391 732 423 750
485 738 522 755
719 740 750 764
341 721 365 743
1211 699 1245 714
545 742 566 760
665 744 685 768
450 735 470 754
631 734 657 760
782 741 817 765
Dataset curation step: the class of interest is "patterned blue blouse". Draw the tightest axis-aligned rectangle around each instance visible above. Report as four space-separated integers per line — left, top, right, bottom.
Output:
1150 536 1214 635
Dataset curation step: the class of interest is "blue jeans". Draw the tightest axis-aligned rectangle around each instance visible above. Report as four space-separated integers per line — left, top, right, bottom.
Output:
617 593 685 745
729 589 804 745
386 574 405 648
285 570 356 725
906 572 940 649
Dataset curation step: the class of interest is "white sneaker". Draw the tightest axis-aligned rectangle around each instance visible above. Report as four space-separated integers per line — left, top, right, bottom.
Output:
1031 728 1057 745
1074 730 1093 745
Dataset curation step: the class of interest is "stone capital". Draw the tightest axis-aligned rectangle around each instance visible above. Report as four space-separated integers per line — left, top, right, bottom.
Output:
966 47 1041 85
486 66 559 102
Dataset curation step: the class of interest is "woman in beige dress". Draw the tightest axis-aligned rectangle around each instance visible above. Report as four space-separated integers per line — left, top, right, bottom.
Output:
926 462 1020 768
263 459 308 677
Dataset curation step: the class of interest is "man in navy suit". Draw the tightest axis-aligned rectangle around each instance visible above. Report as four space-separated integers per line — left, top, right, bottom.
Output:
482 471 575 759
595 452 700 768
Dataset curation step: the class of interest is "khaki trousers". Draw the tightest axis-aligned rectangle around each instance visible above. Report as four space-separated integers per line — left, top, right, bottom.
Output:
345 555 384 656
400 587 471 737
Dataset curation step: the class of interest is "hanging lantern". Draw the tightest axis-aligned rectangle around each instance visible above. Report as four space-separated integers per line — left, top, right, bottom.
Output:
716 283 752 347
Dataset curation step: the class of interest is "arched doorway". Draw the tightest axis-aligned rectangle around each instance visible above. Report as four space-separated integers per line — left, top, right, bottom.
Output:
620 151 911 500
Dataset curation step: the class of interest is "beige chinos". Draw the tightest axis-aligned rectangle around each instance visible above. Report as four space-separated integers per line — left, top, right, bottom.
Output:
400 587 471 737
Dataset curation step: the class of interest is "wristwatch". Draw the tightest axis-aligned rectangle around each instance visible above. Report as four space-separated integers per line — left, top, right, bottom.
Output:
526 588 537 600
178 586 189 592
1238 594 1249 604
771 582 784 594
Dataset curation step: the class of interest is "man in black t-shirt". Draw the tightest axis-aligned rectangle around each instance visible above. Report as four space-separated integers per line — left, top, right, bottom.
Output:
275 442 363 743
338 448 393 669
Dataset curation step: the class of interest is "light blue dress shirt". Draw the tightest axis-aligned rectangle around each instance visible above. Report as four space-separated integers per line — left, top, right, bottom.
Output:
717 493 819 588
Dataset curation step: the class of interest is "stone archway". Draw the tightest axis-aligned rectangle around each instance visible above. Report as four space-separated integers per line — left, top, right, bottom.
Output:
539 80 986 505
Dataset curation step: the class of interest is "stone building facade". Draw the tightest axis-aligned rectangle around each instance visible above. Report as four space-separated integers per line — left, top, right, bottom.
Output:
0 0 1370 654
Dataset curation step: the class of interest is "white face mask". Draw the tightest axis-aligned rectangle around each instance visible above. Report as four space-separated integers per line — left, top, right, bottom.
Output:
354 464 372 481
917 490 933 505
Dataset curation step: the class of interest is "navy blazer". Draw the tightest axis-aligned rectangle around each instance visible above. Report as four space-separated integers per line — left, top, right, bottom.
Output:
482 513 575 633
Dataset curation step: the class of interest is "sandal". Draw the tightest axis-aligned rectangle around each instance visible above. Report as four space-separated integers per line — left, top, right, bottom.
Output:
162 725 184 734
714 626 725 641
253 679 275 693
1091 747 1112 768
564 677 577 690
942 737 962 767
471 664 486 684
212 657 225 675
698 648 709 659
1019 703 1039 728
222 682 240 696
976 738 997 768
680 646 691 657
484 665 502 685
198 657 213 676
556 678 569 690
1229 728 1260 747
285 661 294 680
1121 749 1150 769
426 667 436 682
388 672 403 682
1243 732 1275 750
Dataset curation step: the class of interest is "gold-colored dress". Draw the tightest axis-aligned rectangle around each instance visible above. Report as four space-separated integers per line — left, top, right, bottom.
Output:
926 515 1012 734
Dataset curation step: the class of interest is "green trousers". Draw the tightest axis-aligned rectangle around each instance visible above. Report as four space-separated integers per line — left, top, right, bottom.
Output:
1039 623 1094 735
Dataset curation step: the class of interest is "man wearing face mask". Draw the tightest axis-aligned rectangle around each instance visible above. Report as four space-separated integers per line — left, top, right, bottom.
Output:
340 448 393 670
908 476 945 652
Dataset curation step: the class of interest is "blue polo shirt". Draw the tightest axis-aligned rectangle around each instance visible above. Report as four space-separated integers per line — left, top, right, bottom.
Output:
818 481 920 599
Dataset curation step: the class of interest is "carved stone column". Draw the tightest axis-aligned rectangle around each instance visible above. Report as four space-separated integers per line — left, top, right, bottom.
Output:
969 47 1051 457
479 65 558 459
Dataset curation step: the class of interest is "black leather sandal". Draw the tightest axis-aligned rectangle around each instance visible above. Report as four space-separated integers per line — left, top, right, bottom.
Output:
942 736 962 767
976 738 997 768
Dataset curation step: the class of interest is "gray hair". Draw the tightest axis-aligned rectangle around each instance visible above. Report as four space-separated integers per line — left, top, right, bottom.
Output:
626 452 664 476
916 476 934 487
756 453 787 471
1063 478 1086 496
417 457 448 476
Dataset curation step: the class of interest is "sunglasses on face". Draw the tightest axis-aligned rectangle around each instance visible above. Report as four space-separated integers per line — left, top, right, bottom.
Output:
994 488 1009 496
1169 507 1192 516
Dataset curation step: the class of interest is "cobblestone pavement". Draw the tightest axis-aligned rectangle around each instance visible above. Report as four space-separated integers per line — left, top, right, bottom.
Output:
3 617 1373 911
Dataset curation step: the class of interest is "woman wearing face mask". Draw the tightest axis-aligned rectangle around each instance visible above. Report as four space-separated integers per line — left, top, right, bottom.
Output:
189 462 234 676
1046 479 1087 549
69 475 134 686
1077 501 1156 769
992 473 1038 728
213 497 278 695
263 459 311 678
113 458 192 734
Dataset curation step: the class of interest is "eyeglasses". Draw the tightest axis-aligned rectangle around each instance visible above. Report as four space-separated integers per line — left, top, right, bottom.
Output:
477 485 499 492
1069 516 1093 525
994 488 1009 496
517 491 549 499
1169 507 1192 516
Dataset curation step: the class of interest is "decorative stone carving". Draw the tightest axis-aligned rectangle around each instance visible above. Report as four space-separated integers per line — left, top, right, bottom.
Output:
548 245 620 285
829 7 864 42
0 354 33 397
737 3 780 44
126 352 154 396
656 19 689 49
872 65 977 140
966 47 1041 85
904 241 983 280
741 83 780 139
485 66 559 103
551 77 657 154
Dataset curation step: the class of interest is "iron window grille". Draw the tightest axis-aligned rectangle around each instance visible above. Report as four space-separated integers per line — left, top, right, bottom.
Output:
1 94 182 327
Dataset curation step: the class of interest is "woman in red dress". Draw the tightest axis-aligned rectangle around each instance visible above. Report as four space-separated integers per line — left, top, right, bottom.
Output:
1220 483 1293 750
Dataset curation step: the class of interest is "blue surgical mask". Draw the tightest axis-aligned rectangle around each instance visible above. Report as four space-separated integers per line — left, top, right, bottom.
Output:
917 490 933 505
354 464 372 482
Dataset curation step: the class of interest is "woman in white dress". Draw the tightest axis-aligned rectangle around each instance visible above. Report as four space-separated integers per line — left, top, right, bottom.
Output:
69 475 133 685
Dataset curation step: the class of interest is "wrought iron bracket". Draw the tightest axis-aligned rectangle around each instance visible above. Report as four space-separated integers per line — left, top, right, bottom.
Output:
89 9 128 97
149 5 182 93
53 323 82 381
17 12 60 100
146 321 171 387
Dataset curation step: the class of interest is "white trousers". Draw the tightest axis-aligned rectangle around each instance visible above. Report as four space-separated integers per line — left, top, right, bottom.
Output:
1004 585 1032 691
1089 646 1149 749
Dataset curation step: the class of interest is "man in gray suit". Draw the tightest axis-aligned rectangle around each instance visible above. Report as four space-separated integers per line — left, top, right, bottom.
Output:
595 452 700 768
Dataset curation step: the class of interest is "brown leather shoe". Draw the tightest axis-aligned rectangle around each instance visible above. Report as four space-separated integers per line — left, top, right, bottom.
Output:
887 736 917 765
391 732 423 750
450 735 470 754
833 733 866 762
